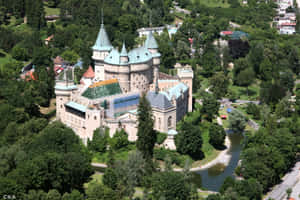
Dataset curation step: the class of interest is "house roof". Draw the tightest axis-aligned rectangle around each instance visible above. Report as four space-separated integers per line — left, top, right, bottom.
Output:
92 23 113 51
147 91 174 110
83 66 95 78
161 82 188 101
65 101 87 113
145 31 158 49
82 79 122 99
53 56 65 65
45 35 54 41
158 72 178 80
104 46 153 65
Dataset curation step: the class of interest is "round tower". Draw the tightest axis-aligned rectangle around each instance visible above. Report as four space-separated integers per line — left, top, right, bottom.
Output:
55 69 78 123
92 23 113 81
145 31 161 85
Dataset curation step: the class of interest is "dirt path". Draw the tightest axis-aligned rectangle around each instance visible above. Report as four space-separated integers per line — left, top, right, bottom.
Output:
174 135 232 172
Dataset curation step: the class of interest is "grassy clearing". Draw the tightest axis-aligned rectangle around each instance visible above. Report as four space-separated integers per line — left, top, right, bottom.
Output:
192 123 219 168
229 82 260 101
44 6 60 16
40 98 56 114
84 173 103 189
92 144 136 163
192 0 230 8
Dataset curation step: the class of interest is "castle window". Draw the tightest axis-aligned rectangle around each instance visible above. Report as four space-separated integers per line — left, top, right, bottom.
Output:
60 98 63 101
94 116 97 120
168 116 172 127
60 105 63 108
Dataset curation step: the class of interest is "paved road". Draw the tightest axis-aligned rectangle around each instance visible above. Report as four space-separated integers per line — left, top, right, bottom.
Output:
264 161 300 200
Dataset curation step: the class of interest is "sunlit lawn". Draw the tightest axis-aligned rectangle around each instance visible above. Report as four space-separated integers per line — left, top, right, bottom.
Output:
192 0 230 7
92 144 136 163
84 173 103 189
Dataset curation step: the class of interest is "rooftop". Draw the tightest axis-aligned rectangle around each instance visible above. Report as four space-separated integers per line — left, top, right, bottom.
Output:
82 66 95 79
161 82 188 101
92 23 113 51
147 91 174 110
145 31 158 49
65 101 87 113
82 79 122 99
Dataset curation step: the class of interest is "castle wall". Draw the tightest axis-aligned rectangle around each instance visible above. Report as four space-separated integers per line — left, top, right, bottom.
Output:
152 108 176 133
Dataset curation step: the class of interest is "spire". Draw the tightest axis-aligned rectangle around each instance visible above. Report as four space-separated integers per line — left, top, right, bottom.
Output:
145 31 158 49
120 42 128 56
92 14 113 51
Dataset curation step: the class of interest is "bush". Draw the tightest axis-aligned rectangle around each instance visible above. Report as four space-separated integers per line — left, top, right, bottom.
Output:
154 148 192 168
246 103 260 120
88 128 109 153
110 129 129 150
156 132 167 145
209 123 226 150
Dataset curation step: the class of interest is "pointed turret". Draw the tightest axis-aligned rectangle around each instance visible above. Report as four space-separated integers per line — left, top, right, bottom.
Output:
145 31 158 50
120 42 128 56
120 42 129 63
92 23 113 51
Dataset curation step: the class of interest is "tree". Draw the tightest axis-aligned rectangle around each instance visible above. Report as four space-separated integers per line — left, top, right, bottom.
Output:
175 120 203 159
279 70 294 92
228 109 246 133
46 189 61 200
25 0 45 29
201 92 220 122
61 50 80 65
87 128 109 153
259 58 273 81
151 171 198 200
235 67 255 96
103 168 118 190
86 182 117 200
209 72 229 99
137 94 156 162
11 45 29 61
209 123 226 150
110 129 129 150
62 190 83 200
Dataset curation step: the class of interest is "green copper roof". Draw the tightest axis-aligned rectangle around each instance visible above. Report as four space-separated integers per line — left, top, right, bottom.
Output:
128 46 152 64
145 31 158 49
120 42 128 56
104 46 152 65
82 82 122 99
92 24 113 51
65 101 87 113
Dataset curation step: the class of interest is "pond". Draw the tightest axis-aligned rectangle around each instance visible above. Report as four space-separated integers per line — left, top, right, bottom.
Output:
194 132 244 192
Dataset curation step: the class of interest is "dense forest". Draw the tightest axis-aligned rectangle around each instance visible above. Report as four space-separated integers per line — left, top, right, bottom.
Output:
0 0 300 199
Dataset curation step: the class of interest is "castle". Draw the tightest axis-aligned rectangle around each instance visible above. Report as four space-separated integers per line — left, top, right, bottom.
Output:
55 22 193 149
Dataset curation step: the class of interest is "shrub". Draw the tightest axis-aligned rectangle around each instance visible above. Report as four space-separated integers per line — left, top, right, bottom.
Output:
110 129 129 150
156 132 167 145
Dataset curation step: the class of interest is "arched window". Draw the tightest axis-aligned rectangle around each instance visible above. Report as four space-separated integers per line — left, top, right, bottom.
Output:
168 116 172 127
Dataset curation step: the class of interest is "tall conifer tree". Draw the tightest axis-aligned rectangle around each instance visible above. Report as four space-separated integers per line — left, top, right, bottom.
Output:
136 94 156 162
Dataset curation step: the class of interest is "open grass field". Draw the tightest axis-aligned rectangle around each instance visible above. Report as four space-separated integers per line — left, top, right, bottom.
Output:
44 6 60 16
84 173 103 189
192 0 230 8
92 144 136 163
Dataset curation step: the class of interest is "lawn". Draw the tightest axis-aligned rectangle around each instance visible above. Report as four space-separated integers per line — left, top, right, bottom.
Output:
192 0 230 8
84 173 103 189
192 122 219 168
229 82 260 101
44 6 60 16
92 144 136 163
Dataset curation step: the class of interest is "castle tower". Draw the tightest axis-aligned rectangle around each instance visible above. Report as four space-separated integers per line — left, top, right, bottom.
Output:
55 69 78 123
120 42 129 63
177 68 194 112
145 31 160 84
92 22 113 81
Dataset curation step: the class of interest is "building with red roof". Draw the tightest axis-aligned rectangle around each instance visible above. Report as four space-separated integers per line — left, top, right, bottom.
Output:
82 66 95 79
